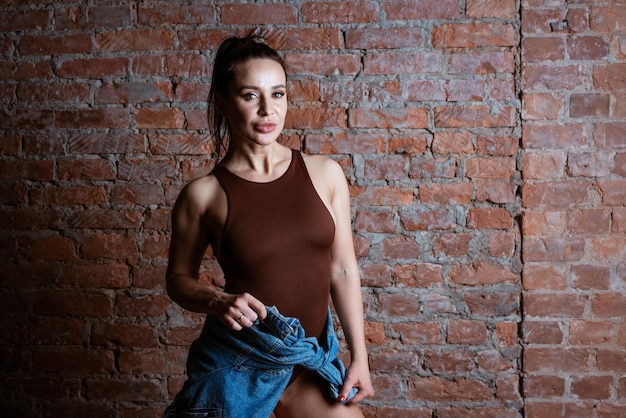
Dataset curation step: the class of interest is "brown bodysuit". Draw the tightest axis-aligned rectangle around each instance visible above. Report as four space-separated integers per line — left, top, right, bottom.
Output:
211 149 335 338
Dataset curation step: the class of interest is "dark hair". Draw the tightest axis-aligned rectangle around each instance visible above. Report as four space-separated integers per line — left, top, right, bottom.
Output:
208 29 286 161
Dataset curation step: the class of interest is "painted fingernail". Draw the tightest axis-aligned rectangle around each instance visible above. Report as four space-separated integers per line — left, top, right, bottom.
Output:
338 395 346 403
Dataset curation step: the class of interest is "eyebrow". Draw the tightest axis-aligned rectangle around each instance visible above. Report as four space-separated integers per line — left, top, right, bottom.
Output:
238 84 286 91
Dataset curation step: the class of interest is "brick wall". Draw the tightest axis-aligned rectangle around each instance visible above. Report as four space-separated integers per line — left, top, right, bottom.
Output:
521 0 626 417
0 1 623 417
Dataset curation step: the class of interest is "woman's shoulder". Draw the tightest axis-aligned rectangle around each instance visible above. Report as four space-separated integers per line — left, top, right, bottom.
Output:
174 173 223 212
300 152 344 179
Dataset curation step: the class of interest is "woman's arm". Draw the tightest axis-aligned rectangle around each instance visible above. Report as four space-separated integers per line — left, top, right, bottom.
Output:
324 159 374 404
166 177 266 330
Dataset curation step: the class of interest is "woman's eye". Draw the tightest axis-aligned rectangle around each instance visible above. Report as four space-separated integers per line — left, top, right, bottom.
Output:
273 91 285 98
243 92 258 100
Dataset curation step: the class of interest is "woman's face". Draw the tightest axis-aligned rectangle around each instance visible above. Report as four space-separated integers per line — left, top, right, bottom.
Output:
221 58 288 148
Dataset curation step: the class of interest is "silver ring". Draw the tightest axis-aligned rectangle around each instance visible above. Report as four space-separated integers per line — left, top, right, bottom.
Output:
236 313 244 322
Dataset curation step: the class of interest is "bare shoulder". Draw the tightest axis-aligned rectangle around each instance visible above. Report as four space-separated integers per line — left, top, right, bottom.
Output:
301 153 345 183
174 174 223 216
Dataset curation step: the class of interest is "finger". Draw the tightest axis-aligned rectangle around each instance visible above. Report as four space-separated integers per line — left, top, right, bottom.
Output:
245 294 267 321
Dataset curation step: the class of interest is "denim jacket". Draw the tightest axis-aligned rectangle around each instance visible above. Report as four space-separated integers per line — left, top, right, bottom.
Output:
163 306 358 418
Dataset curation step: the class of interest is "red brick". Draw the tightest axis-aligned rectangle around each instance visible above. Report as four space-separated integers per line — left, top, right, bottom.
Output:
18 34 92 55
352 186 414 206
522 37 565 62
400 209 455 231
571 264 610 290
117 159 176 182
447 319 488 345
355 210 396 233
138 4 215 25
464 291 519 316
598 180 626 205
135 107 185 129
432 233 471 257
467 207 514 229
523 64 589 90
467 0 516 19
34 291 113 316
389 322 441 345
522 92 564 120
25 235 76 261
590 6 626 32
394 263 443 288
523 264 566 291
58 158 116 181
56 108 131 129
570 320 615 345
594 123 626 148
301 1 378 23
59 263 130 289
448 51 515 74
432 131 473 154
424 349 476 374
382 235 420 260
434 105 516 128
433 23 517 48
131 54 209 77
56 5 132 29
446 79 485 102
96 29 174 51
496 321 518 347
97 81 174 104
466 157 516 179
419 182 473 205
321 80 401 103
0 108 55 130
364 52 444 75
487 231 516 257
377 293 421 317
524 293 587 318
523 320 564 344
91 323 158 348
346 28 425 49
567 151 612 177
567 209 611 234
524 347 591 373
448 261 518 286
349 107 428 129
522 210 566 236
408 376 492 401
523 375 565 398
17 83 90 104
364 155 406 180
384 0 461 20
522 181 593 208
5 318 84 345
80 232 138 260
409 156 456 179
572 375 612 400
221 3 297 24
118 348 187 374
0 9 50 31
476 135 518 156
524 236 586 262
363 263 392 289
570 94 610 118
591 293 626 318
525 402 594 418
55 57 129 78
68 132 146 154
285 107 345 129
30 185 107 206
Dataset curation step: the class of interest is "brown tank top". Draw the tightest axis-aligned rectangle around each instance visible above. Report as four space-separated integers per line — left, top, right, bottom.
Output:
211 149 335 338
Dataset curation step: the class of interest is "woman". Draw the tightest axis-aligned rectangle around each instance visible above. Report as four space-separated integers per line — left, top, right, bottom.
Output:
165 30 373 418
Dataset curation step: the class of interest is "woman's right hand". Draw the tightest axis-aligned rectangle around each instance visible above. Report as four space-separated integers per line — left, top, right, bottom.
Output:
210 291 267 331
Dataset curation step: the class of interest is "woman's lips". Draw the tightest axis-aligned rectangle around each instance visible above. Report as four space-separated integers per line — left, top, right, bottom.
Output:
255 123 277 133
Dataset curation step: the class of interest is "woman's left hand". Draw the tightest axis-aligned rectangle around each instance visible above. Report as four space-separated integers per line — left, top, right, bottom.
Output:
338 360 374 404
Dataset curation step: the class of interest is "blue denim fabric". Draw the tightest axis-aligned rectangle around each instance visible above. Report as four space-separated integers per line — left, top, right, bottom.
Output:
163 306 358 418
